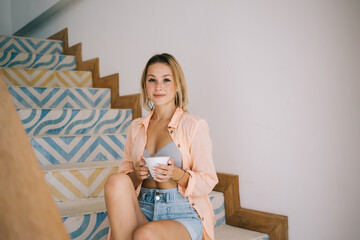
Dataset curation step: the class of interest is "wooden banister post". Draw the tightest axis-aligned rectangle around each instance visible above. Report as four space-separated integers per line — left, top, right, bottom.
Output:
0 74 69 240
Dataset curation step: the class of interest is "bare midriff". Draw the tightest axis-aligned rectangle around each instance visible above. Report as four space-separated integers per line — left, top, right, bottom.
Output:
142 179 178 189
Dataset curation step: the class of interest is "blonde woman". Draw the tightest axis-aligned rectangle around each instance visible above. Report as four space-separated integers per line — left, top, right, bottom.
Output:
105 53 218 240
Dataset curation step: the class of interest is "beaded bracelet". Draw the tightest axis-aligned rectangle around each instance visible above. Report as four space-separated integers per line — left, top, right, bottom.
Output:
173 169 187 182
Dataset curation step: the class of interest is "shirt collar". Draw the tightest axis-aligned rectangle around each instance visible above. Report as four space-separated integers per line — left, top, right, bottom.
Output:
138 107 184 130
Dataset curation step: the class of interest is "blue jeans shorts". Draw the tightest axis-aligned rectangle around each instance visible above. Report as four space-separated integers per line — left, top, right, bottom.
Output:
138 187 203 240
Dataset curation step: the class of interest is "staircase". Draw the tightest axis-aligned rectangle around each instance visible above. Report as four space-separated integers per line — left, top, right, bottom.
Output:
0 34 270 240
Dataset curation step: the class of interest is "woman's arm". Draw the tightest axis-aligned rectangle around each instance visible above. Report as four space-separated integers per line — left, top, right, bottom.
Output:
172 166 190 187
179 119 218 197
117 120 146 188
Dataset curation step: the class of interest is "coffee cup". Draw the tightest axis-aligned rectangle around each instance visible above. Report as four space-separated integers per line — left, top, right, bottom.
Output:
144 156 170 178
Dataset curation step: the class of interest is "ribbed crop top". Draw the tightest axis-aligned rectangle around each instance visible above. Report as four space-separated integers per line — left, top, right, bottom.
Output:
143 141 183 180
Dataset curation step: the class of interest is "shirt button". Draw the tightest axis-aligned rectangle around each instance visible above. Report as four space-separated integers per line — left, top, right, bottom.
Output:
170 130 174 134
191 203 195 206
177 144 180 148
201 217 204 221
155 196 160 201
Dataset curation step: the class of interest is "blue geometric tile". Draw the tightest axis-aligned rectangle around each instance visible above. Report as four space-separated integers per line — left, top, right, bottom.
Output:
17 109 132 136
31 134 126 166
0 36 63 55
62 212 109 240
0 51 76 71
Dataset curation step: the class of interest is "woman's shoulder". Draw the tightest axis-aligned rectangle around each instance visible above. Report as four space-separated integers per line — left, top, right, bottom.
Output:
180 111 208 128
126 117 143 133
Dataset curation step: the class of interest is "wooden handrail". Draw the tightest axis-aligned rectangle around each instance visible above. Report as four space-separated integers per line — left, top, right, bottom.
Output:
48 28 142 119
0 74 69 240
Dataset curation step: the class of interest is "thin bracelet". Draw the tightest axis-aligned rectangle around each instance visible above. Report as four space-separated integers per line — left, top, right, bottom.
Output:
173 169 187 182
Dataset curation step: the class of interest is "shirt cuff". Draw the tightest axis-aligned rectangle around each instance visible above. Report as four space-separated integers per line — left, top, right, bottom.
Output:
182 170 196 197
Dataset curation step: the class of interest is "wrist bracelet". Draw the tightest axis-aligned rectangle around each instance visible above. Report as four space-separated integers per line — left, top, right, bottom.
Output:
173 169 187 182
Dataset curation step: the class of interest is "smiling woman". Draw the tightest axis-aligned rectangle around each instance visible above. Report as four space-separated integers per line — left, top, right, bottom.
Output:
141 53 189 112
105 53 218 240
145 63 176 110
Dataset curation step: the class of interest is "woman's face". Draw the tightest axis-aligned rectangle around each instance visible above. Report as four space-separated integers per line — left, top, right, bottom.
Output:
145 63 176 109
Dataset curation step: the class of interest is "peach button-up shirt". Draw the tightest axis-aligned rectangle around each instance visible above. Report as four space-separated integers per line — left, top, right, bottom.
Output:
119 107 218 240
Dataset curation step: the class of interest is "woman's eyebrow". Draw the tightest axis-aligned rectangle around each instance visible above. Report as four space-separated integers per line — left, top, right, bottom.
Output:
146 74 172 77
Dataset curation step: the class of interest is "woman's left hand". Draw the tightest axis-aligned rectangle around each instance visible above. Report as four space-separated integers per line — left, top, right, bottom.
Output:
153 159 175 182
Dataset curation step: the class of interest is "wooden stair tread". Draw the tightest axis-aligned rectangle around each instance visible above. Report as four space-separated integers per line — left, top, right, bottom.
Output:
42 160 120 172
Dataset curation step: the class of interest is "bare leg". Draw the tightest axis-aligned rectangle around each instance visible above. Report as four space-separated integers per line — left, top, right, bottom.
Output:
133 220 192 240
105 173 148 240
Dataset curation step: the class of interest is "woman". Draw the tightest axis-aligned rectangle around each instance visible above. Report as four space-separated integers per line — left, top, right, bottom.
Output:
105 53 218 240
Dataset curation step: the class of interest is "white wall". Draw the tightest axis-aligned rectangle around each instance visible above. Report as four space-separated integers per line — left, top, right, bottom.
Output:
0 0 12 35
11 0 61 33
23 0 360 239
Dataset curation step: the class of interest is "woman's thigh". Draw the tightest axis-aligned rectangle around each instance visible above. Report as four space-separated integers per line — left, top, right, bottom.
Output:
105 173 148 228
133 220 191 240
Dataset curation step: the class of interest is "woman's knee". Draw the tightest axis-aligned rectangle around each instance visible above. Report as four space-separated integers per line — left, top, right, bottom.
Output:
105 172 133 192
133 224 157 240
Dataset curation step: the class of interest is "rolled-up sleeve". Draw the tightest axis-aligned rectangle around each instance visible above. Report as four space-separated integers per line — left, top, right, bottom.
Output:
180 119 218 197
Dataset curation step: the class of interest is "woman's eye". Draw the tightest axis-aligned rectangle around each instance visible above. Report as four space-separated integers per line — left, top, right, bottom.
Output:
164 78 171 82
148 78 155 82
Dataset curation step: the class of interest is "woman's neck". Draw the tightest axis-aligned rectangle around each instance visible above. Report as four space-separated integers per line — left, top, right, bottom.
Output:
152 105 176 122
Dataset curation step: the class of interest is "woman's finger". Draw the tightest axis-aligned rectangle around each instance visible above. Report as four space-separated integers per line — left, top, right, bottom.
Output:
139 159 146 166
154 173 168 182
138 169 150 177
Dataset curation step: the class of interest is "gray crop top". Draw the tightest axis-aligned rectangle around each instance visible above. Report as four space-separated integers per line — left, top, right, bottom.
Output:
143 141 183 180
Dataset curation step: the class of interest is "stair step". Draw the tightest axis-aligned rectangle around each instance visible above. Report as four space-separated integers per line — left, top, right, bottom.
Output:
210 191 226 227
17 108 132 136
9 86 110 109
58 191 226 240
214 224 269 240
58 197 107 218
0 35 63 55
44 161 119 202
0 51 76 71
31 134 126 166
60 198 108 240
64 212 108 240
0 67 92 88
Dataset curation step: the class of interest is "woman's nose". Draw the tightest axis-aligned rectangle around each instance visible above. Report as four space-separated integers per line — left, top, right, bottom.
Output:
155 82 163 89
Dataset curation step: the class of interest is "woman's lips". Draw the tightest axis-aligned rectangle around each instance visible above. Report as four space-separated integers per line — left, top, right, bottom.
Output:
154 94 165 97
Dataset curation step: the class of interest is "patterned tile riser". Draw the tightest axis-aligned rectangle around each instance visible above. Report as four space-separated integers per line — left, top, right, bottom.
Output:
62 195 226 240
17 109 132 136
63 212 109 240
0 51 76 71
9 86 111 109
45 166 119 202
1 68 92 88
31 134 126 166
210 194 226 227
0 36 63 55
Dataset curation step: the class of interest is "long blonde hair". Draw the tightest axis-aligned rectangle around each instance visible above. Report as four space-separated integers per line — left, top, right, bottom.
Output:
141 53 189 111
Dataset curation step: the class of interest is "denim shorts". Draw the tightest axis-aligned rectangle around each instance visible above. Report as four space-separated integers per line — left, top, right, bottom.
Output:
138 187 203 240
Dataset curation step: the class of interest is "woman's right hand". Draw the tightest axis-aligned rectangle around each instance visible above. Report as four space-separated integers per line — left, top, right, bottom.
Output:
134 157 150 180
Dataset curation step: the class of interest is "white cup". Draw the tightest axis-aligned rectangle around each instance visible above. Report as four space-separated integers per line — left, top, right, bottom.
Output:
144 156 170 178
